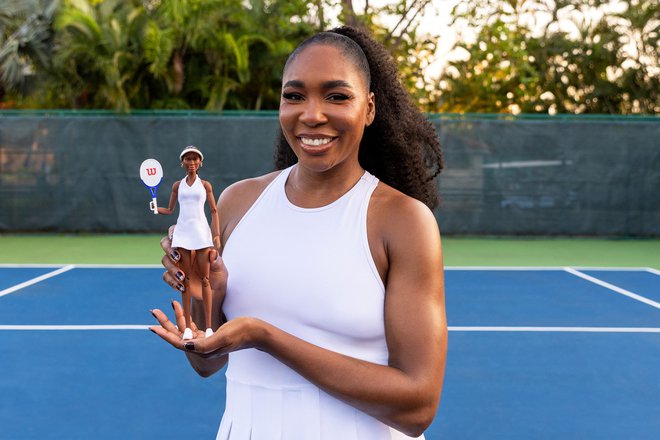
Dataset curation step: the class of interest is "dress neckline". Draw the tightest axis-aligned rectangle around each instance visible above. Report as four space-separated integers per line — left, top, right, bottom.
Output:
184 175 198 188
281 165 369 213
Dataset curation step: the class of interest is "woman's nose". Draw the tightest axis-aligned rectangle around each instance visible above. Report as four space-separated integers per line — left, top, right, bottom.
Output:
299 99 328 126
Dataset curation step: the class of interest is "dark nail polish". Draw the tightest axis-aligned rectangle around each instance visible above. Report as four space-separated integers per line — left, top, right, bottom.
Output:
177 284 185 292
149 328 156 334
170 299 176 310
184 342 195 351
150 309 156 318
175 271 184 281
170 250 180 261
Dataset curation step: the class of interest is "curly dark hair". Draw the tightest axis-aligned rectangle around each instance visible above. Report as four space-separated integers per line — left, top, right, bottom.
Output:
274 26 444 209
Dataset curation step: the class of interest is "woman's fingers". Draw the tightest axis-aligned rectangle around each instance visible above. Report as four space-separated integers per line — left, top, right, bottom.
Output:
161 225 181 266
150 325 185 347
160 226 180 262
162 265 185 293
151 308 180 335
170 299 189 331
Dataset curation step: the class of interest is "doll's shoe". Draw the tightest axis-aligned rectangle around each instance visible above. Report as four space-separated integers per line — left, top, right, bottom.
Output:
205 328 213 338
182 328 194 340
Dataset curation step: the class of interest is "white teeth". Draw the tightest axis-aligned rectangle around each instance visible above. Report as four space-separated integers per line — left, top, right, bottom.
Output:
301 137 332 146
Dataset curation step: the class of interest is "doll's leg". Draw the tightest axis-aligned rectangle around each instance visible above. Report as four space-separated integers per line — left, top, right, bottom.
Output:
195 248 213 337
178 249 194 340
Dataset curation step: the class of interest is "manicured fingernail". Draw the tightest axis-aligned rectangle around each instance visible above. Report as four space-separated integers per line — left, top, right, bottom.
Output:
170 299 176 309
149 327 157 334
184 342 195 351
170 250 180 261
175 271 184 281
150 309 156 317
176 284 185 292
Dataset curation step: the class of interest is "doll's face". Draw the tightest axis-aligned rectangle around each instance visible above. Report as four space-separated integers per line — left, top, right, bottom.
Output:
182 152 202 174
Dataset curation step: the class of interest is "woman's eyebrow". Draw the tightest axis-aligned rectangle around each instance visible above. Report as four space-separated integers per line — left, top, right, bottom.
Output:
321 80 353 89
283 79 353 89
283 80 304 88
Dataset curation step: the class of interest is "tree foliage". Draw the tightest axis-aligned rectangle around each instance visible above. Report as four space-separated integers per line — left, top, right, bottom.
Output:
438 0 659 114
3 0 317 111
0 0 439 112
0 0 57 105
2 0 655 114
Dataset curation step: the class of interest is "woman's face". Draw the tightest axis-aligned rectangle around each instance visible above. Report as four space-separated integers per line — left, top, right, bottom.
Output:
279 43 375 174
182 152 202 174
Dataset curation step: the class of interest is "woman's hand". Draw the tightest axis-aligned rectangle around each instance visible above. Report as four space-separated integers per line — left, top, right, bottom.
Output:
150 301 264 356
160 225 228 306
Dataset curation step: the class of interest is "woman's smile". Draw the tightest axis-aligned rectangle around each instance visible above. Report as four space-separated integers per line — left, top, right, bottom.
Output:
297 134 338 154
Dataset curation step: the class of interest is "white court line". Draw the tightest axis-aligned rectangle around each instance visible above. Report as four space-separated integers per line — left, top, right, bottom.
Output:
449 326 660 333
445 266 653 271
0 265 76 298
564 267 660 310
0 325 658 333
0 325 150 330
0 263 161 269
1 264 657 272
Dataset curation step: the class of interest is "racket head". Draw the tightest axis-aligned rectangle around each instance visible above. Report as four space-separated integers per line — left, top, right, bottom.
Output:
140 158 163 188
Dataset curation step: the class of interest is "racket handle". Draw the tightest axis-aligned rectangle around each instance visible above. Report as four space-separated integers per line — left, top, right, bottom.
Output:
150 198 158 214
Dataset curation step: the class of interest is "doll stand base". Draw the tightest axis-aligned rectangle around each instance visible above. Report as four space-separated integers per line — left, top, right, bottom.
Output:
182 328 194 340
205 328 213 338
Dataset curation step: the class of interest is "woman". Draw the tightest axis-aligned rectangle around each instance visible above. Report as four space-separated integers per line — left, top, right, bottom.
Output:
155 145 220 340
151 26 447 439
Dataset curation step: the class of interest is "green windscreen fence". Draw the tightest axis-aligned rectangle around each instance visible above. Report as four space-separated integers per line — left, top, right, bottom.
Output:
1 111 658 235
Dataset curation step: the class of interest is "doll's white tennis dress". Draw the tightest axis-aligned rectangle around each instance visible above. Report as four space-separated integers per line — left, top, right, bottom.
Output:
171 175 213 250
220 165 423 440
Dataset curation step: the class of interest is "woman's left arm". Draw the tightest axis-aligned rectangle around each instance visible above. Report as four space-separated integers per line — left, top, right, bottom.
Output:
169 195 447 437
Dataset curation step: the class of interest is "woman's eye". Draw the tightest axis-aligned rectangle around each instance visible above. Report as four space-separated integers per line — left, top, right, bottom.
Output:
327 94 350 101
282 92 303 101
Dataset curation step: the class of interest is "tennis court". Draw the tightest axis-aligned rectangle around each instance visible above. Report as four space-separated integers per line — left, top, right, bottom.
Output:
1 261 658 439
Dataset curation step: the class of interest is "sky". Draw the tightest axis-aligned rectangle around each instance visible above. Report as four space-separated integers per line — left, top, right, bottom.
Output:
353 0 463 78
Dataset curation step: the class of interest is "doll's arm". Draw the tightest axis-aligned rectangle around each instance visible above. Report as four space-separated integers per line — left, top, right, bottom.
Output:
157 181 179 215
204 180 221 249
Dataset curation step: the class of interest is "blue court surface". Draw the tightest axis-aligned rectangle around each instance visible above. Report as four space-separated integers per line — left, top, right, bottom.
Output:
1 265 658 439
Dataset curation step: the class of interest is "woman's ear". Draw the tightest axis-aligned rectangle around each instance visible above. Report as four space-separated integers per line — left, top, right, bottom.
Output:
366 91 376 127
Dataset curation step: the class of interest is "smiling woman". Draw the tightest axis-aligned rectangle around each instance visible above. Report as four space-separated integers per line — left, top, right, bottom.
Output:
151 26 447 440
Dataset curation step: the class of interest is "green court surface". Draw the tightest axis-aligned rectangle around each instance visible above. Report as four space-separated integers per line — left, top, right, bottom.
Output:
0 234 658 268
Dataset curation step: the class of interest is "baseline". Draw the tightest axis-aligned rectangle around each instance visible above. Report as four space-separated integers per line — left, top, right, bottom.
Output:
1 325 658 333
449 326 660 333
0 325 149 330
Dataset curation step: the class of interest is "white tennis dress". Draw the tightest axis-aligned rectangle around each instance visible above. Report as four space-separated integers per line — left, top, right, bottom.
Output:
220 165 423 440
171 175 213 250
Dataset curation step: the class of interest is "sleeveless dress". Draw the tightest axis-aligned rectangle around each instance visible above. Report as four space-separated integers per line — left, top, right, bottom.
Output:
171 175 213 251
219 165 423 440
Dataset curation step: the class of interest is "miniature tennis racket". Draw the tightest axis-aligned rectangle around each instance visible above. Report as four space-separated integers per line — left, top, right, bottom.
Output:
140 158 163 214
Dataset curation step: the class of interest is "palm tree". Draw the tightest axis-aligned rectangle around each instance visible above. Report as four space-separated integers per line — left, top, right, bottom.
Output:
0 0 57 103
142 0 275 110
53 0 147 111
